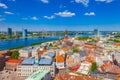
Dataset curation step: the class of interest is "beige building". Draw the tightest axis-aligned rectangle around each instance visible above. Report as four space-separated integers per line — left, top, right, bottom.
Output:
5 59 22 71
19 49 32 58
17 62 56 77
66 53 81 67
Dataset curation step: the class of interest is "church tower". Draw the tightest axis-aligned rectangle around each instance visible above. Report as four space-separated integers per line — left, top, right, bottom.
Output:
64 29 69 40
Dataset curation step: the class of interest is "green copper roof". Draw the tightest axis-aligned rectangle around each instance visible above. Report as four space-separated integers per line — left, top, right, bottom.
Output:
25 69 50 80
67 52 73 55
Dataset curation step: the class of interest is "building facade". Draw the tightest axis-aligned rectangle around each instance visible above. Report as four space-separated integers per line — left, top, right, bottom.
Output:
25 69 51 80
19 49 32 58
22 29 27 38
17 62 56 77
5 59 22 71
8 28 12 35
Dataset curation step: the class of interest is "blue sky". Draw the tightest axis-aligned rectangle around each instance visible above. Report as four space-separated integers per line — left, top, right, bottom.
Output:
0 0 120 31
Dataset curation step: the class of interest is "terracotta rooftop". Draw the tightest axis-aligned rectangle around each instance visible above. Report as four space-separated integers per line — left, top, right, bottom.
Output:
85 56 95 63
61 47 69 51
114 43 120 46
105 65 120 74
56 55 64 62
6 59 22 63
55 73 99 80
69 65 80 71
101 62 112 71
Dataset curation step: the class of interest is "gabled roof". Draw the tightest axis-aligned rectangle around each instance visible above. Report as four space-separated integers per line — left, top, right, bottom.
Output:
56 55 64 62
21 57 35 65
46 52 55 57
39 57 52 65
79 51 88 57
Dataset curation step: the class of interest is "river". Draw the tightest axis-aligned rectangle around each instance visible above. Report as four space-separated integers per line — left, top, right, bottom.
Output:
0 34 95 50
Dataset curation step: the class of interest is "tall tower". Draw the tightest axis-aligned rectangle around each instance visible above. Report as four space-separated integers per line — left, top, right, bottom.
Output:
64 29 68 39
22 29 27 38
94 29 100 38
8 28 12 35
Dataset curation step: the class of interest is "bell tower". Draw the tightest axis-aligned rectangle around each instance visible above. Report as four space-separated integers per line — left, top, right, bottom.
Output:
64 29 68 39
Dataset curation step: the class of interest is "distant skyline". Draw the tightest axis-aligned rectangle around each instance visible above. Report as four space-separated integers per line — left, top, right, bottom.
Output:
0 0 120 31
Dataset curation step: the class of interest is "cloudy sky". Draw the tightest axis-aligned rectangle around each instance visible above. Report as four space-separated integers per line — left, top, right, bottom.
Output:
0 0 120 31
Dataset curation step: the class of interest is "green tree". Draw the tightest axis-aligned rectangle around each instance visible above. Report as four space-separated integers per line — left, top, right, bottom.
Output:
90 62 98 72
49 43 53 47
78 36 91 41
73 48 80 53
11 51 19 59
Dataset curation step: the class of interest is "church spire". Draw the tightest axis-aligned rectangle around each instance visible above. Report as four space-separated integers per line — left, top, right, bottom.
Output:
64 29 68 39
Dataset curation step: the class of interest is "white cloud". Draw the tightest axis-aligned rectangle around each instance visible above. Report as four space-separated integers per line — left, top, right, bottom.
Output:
44 15 55 19
75 0 89 7
4 11 14 15
41 0 49 3
95 0 113 3
0 18 5 21
0 3 8 9
31 16 39 20
54 10 75 17
84 12 95 16
21 16 39 20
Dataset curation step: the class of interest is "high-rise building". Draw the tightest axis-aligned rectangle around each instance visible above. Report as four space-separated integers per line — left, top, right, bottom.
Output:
14 31 18 36
22 29 27 38
94 29 98 35
8 28 12 35
94 29 100 37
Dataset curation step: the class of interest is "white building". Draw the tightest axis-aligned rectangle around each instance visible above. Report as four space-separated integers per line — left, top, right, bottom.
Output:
19 49 32 58
77 62 91 75
17 62 56 77
17 51 56 77
56 62 65 69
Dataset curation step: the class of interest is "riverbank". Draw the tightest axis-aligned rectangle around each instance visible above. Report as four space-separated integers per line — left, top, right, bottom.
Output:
0 37 61 50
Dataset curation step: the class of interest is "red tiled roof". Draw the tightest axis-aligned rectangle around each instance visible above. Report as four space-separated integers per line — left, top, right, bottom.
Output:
85 56 94 63
6 59 22 63
101 62 112 71
61 47 68 51
106 65 120 74
114 43 120 46
55 73 99 80
70 65 80 71
56 55 64 62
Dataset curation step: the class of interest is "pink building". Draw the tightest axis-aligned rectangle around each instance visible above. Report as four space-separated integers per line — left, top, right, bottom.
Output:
66 53 80 67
